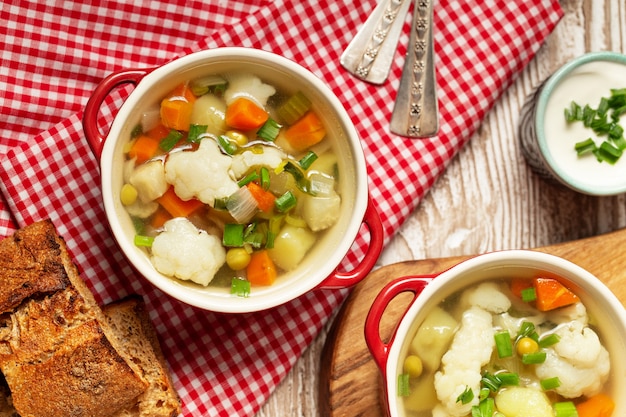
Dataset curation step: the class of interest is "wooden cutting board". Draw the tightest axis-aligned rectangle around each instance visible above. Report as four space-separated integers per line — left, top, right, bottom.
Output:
319 228 626 417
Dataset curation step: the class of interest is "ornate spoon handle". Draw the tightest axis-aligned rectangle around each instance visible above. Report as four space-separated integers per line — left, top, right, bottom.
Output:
390 0 439 138
340 0 412 85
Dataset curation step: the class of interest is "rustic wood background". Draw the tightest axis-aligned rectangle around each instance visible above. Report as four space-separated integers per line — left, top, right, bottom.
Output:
256 0 626 415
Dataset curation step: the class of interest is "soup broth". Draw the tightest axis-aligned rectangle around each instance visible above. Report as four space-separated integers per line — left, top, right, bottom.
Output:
398 276 614 417
120 72 341 292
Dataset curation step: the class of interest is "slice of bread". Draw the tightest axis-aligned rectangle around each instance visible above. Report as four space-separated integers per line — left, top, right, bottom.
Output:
0 220 176 417
104 296 181 417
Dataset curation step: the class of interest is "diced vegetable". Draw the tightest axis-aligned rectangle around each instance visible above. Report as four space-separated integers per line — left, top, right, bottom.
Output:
120 183 138 206
575 393 615 417
268 224 315 271
257 118 282 141
226 186 258 223
521 351 546 365
283 111 326 152
275 190 297 212
189 94 228 135
160 83 196 131
277 91 312 125
156 187 204 218
540 377 560 391
494 387 553 417
246 249 277 286
225 97 269 130
223 223 245 247
128 134 161 164
553 401 578 417
246 181 275 213
134 235 154 247
398 373 411 397
403 355 423 378
226 248 251 271
515 336 539 356
533 277 580 311
494 331 513 358
150 207 171 229
230 277 251 297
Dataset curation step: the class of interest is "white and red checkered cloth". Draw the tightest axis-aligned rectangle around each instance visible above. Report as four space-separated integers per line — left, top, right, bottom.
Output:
0 1 561 415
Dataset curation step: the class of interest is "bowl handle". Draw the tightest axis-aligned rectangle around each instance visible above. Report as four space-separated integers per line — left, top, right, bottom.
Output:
82 68 155 160
364 276 433 377
315 195 384 289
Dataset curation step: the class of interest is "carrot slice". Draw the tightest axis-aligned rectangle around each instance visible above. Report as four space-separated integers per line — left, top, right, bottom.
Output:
247 182 275 213
283 111 326 152
150 207 172 229
128 134 160 164
225 97 269 130
576 394 615 417
246 250 277 286
156 187 204 218
160 83 196 131
533 277 580 311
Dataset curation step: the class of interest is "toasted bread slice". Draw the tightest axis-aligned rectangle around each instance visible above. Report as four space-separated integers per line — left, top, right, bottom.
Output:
0 220 148 417
104 296 181 417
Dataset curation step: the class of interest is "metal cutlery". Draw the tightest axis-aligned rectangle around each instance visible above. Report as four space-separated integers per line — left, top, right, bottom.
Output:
340 0 412 85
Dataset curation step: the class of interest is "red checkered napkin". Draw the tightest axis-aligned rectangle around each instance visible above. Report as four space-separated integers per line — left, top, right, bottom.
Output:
0 0 562 415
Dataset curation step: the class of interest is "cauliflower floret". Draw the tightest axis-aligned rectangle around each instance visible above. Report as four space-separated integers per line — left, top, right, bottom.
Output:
129 160 168 203
434 306 494 416
223 74 276 107
230 147 286 178
461 281 511 314
164 139 238 206
150 218 225 286
535 320 610 398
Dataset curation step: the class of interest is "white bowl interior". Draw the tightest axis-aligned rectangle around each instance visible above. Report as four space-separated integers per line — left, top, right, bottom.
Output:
100 48 367 312
386 250 626 417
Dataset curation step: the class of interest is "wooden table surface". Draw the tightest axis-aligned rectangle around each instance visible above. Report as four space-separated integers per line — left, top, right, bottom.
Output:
256 1 626 415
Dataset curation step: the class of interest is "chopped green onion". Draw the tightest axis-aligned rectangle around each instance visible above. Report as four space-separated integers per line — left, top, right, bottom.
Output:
597 97 610 116
298 151 318 170
243 223 264 248
540 376 561 391
481 373 501 392
223 223 245 247
521 287 537 302
471 397 494 417
516 321 538 342
282 161 312 194
397 373 410 397
230 277 250 297
538 333 560 348
494 331 513 358
582 104 596 127
277 91 312 125
217 135 238 155
496 372 519 386
213 197 228 210
159 129 183 152
188 124 208 143
593 141 622 164
237 171 260 187
266 215 284 249
478 387 490 401
257 118 282 141
554 401 578 417
522 351 547 365
456 386 474 404
260 167 270 190
574 138 598 156
134 235 154 247
275 191 297 212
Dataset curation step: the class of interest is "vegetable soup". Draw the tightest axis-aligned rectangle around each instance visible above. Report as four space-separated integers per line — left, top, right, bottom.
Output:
120 72 342 295
398 276 614 417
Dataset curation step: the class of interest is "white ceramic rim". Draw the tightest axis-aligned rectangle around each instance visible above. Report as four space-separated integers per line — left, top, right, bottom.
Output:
384 249 626 417
535 51 626 195
100 47 369 313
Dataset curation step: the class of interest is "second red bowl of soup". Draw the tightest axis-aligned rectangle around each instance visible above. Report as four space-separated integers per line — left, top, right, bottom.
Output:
83 47 383 313
365 250 626 417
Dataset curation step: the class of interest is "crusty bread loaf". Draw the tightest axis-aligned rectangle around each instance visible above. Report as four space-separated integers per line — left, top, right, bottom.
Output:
104 296 181 417
0 220 150 417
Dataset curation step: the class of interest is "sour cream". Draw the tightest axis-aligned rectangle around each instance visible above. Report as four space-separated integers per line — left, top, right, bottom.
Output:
539 59 626 194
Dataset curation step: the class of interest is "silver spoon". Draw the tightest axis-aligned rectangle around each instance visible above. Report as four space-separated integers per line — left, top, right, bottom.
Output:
340 0 412 85
389 0 439 138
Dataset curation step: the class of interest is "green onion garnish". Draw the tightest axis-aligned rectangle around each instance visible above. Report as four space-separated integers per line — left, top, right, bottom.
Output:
522 351 547 365
282 161 312 194
230 277 250 297
554 401 578 417
481 372 501 392
134 235 154 247
496 372 519 386
275 191 297 212
223 223 245 247
397 373 410 397
237 171 259 187
159 129 183 152
456 386 474 404
217 135 238 155
593 141 622 164
494 331 513 358
574 138 598 156
516 321 539 342
188 124 208 144
538 333 560 348
471 397 494 417
521 287 537 302
298 150 318 170
257 118 282 142
266 215 284 249
260 167 270 190
540 376 561 391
